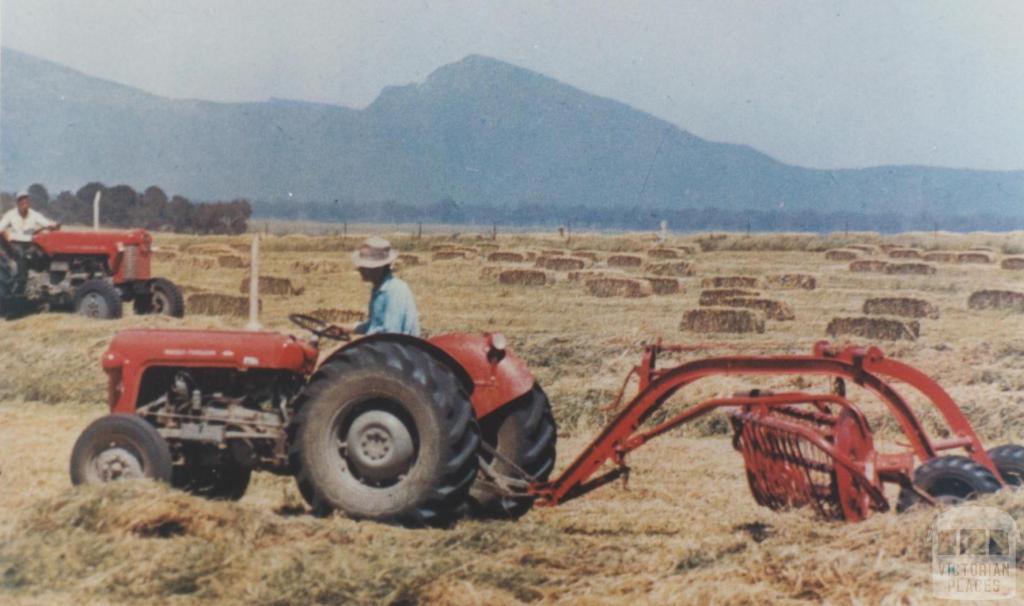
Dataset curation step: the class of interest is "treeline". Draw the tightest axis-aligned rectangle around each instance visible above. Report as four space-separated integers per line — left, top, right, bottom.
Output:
0 183 251 234
251 197 1024 233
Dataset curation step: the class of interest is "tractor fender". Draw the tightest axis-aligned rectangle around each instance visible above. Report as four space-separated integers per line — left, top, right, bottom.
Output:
323 333 535 420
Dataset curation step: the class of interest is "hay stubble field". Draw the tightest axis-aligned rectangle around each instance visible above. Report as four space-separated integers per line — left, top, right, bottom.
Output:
3 229 1024 605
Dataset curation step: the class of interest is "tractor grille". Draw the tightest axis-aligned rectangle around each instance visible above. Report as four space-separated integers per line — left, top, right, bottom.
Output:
122 245 139 280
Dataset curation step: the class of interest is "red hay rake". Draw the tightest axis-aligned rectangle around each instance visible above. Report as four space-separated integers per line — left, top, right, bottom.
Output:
529 340 1010 521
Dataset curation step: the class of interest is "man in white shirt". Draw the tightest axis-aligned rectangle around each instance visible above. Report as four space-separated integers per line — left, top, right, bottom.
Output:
0 191 60 295
0 192 59 243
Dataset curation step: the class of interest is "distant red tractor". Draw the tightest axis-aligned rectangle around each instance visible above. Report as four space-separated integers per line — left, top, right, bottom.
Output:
0 229 184 319
70 315 556 524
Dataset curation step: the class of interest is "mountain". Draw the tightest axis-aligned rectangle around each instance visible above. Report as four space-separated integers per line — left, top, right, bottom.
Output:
2 48 1023 219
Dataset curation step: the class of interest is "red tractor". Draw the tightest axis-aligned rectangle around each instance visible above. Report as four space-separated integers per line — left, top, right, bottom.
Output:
0 229 184 319
70 315 557 524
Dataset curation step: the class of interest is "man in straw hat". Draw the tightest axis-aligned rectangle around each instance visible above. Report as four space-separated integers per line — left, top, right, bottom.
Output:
350 236 420 337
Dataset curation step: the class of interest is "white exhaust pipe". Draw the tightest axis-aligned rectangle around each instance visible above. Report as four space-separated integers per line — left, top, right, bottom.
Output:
246 235 262 331
93 191 102 230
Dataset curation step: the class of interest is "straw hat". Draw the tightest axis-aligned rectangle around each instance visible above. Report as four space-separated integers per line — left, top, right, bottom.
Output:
351 236 398 268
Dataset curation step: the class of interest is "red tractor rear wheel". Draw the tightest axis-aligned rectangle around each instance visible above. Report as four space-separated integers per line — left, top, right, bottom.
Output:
290 340 479 526
468 384 557 519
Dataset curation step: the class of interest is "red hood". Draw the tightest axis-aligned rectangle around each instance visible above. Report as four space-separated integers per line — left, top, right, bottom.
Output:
34 229 151 254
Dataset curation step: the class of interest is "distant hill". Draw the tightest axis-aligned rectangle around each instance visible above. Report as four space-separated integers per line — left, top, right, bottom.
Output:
2 48 1023 223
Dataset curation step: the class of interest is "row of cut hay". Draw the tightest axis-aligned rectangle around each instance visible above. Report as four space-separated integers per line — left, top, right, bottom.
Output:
701 276 758 289
680 308 765 334
848 260 889 273
699 289 760 305
238 275 304 296
646 248 681 259
585 276 652 298
968 290 1024 312
887 248 921 259
498 268 552 286
885 262 936 275
606 254 644 268
701 296 795 321
291 259 346 274
487 251 528 263
569 250 600 261
217 254 249 269
183 243 238 256
304 308 366 324
955 252 994 264
863 297 940 319
764 273 816 290
826 316 920 341
476 243 500 254
643 276 681 295
179 254 218 270
825 249 859 261
1001 257 1024 270
645 260 694 277
535 256 587 271
846 244 876 254
187 293 259 318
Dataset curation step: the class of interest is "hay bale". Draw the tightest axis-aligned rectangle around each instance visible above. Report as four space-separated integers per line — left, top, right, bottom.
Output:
923 251 957 263
570 250 600 261
306 308 366 324
699 289 760 305
765 274 816 290
863 297 940 319
701 276 759 289
878 243 903 253
885 263 936 275
153 250 178 262
217 254 249 269
238 275 304 296
956 252 994 264
607 254 644 268
479 265 503 281
181 255 217 270
187 293 259 318
825 316 919 341
643 276 681 295
185 243 238 256
536 256 586 271
967 290 1024 312
848 260 889 273
567 270 625 282
1000 257 1024 270
498 269 551 287
888 248 921 259
680 308 765 334
675 245 697 255
433 251 469 261
585 277 652 298
397 253 421 266
646 261 694 277
487 251 527 263
291 259 345 274
716 297 795 321
647 248 679 259
825 249 859 261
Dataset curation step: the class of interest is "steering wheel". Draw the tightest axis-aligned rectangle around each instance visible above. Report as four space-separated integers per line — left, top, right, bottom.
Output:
288 313 351 341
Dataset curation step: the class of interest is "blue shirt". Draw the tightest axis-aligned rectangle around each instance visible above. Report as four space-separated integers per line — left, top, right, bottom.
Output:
354 272 420 336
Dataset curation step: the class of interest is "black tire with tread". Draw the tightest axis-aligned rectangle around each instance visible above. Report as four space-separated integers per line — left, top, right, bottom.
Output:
897 455 1001 512
70 414 173 485
134 278 185 317
74 278 123 319
468 384 557 519
987 444 1024 487
289 340 479 526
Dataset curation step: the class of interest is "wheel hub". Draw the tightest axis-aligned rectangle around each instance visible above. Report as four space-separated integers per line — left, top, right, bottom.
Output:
81 293 107 318
345 410 415 481
93 447 144 481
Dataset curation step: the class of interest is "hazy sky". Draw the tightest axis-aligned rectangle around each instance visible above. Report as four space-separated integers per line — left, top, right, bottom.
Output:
2 1 1022 171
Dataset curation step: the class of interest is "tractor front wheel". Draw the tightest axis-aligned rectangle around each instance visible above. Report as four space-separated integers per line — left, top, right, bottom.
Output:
133 278 185 317
290 340 480 526
468 384 557 519
70 414 173 485
74 279 123 319
897 455 1001 512
987 444 1024 487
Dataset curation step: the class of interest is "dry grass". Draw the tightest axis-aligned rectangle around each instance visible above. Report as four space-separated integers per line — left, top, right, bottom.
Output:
217 254 249 269
968 290 1024 312
487 251 528 263
764 273 816 290
188 293 259 318
824 249 858 261
291 259 346 274
238 275 305 296
923 251 957 263
305 308 366 324
848 260 889 273
863 297 940 319
181 254 218 270
5 228 1024 605
535 256 586 271
680 308 766 333
711 297 796 321
645 261 694 277
646 248 680 259
153 250 178 262
433 250 471 261
956 252 995 264
888 248 922 259
826 316 920 341
569 250 600 261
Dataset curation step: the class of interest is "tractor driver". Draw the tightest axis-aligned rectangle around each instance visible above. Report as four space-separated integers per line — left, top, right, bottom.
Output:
0 191 60 291
349 237 420 337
